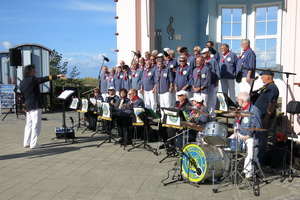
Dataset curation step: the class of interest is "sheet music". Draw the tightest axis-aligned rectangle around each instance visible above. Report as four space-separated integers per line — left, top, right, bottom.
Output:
90 98 96 105
58 90 75 99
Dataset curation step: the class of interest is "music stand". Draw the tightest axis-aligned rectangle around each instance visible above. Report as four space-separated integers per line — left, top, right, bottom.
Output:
159 107 185 163
215 92 237 112
80 99 90 134
52 90 76 143
97 102 117 147
127 108 159 155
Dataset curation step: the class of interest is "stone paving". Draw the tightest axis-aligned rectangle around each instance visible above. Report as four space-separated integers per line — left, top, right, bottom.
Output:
1 111 300 200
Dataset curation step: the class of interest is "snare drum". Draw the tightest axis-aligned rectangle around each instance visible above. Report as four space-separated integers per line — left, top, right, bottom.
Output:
181 144 229 183
203 122 228 146
229 139 245 153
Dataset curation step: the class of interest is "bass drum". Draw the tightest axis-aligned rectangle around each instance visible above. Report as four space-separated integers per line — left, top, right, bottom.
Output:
181 144 229 183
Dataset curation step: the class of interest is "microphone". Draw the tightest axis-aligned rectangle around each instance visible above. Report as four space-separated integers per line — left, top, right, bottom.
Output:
102 55 109 62
132 51 141 58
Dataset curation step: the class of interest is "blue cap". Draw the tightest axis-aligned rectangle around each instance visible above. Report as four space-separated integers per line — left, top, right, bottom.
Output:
260 70 274 76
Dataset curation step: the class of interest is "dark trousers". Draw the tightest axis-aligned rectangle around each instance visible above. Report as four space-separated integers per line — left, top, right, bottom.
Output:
117 115 132 141
257 116 276 163
84 111 98 130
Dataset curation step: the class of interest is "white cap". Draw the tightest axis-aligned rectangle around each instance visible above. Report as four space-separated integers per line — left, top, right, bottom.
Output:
157 53 164 57
190 93 204 102
201 48 210 54
176 90 188 96
108 87 115 91
163 47 170 52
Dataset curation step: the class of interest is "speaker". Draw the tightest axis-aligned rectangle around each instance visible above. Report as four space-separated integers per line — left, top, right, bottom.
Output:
287 101 300 114
9 48 22 66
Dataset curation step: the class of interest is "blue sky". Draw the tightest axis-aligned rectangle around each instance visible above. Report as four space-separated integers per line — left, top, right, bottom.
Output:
0 0 116 78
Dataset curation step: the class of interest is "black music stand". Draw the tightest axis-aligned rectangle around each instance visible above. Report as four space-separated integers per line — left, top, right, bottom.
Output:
127 108 159 155
52 90 76 143
282 101 300 182
97 102 117 147
159 108 184 163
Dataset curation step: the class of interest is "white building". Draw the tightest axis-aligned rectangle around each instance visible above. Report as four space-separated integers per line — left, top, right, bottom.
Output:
115 0 300 135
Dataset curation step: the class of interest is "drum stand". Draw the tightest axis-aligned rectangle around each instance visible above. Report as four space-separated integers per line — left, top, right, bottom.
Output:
213 125 249 193
240 133 269 196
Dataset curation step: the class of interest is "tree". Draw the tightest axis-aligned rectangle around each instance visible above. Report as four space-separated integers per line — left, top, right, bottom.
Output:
49 49 83 88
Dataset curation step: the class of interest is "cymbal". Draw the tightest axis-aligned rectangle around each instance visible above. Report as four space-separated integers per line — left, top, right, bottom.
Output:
221 111 253 118
244 127 268 132
187 106 210 116
181 121 204 132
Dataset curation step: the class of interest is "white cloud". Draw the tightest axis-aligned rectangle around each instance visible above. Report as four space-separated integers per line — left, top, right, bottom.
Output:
1 41 14 51
62 53 114 78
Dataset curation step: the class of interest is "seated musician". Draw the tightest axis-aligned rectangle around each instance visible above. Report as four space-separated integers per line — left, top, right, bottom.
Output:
116 88 145 145
114 88 130 110
230 92 262 179
84 88 103 131
175 90 192 115
114 88 130 143
102 87 120 134
165 90 192 149
177 93 209 149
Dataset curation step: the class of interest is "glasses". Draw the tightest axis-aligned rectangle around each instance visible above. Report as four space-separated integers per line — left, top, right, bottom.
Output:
128 93 134 95
193 50 198 51
179 60 186 62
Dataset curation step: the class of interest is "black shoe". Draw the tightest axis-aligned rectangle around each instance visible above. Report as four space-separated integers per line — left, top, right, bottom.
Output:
159 144 167 149
124 140 132 145
117 138 124 144
167 146 175 152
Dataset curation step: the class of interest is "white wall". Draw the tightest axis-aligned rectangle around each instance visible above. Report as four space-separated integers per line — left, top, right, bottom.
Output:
282 0 300 135
116 0 137 65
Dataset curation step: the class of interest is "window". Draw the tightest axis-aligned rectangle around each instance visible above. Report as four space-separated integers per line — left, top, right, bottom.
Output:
219 7 245 55
254 6 279 69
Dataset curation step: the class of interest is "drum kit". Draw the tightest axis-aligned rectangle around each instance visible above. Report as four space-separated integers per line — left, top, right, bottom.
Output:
162 109 269 196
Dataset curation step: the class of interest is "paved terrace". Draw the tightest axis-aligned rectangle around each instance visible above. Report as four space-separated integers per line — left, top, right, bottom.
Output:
0 111 300 200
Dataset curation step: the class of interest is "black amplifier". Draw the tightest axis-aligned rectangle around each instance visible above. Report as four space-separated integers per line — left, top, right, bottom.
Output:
55 127 75 139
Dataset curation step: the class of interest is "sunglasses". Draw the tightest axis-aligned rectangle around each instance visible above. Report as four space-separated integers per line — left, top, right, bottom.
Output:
179 60 186 62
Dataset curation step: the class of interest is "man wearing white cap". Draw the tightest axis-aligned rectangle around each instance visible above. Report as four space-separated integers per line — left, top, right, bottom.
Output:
177 93 209 149
102 87 120 134
201 47 220 115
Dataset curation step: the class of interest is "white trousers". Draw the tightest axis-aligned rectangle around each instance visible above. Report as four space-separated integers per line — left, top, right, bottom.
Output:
138 90 144 100
243 137 258 176
238 78 253 93
220 79 236 101
24 108 42 148
144 90 157 111
158 92 172 108
207 84 218 115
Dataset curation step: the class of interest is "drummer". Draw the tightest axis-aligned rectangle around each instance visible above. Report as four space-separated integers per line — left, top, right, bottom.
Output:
230 92 262 179
178 93 209 149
